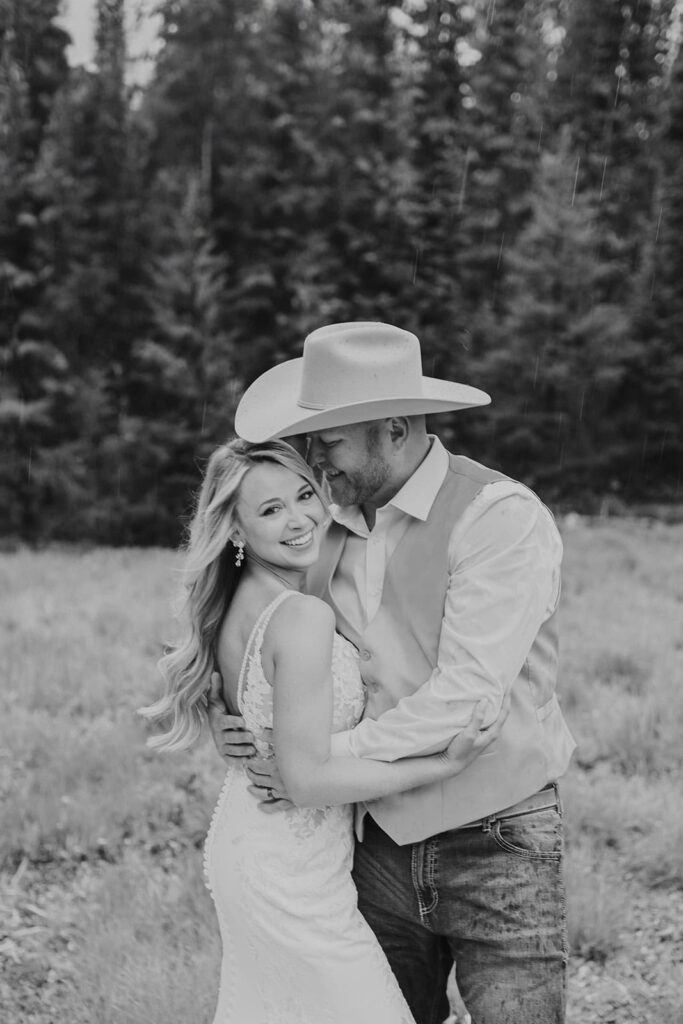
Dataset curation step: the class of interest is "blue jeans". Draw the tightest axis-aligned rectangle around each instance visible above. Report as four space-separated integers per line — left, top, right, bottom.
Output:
352 791 568 1024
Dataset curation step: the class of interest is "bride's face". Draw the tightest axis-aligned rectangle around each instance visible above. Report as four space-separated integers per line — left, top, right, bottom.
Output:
235 462 326 572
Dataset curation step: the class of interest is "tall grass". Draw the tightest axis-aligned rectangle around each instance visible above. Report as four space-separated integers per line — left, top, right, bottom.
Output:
558 518 683 964
0 547 224 869
1 520 682 1021
70 850 219 1024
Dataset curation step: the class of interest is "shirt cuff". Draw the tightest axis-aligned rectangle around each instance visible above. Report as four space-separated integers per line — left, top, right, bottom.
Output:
330 730 355 757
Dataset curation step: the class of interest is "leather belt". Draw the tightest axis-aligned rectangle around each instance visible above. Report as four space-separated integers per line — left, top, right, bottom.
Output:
457 783 560 831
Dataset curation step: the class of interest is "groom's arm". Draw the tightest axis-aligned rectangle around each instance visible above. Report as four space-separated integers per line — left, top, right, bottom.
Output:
330 484 562 761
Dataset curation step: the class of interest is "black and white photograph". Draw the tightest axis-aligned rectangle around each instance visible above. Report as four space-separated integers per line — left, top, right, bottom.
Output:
1 1 682 1022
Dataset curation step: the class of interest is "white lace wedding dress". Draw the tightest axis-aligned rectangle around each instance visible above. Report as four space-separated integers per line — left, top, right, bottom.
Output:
204 591 415 1024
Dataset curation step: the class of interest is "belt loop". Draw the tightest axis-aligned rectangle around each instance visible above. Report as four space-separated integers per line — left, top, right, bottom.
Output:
553 781 563 816
481 815 496 834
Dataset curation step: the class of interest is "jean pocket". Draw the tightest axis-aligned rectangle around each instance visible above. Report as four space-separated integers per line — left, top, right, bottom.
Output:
491 806 563 861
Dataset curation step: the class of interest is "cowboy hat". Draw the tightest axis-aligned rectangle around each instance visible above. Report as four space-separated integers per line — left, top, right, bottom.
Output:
234 321 490 442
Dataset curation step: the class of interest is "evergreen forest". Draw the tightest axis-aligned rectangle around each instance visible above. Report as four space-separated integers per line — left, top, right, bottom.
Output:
1 0 682 545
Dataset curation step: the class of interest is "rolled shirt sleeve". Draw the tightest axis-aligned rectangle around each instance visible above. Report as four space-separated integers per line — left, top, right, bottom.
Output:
330 482 563 761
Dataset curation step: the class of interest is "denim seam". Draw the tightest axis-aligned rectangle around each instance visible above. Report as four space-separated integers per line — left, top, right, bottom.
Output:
557 831 569 967
410 844 427 919
411 840 439 920
424 839 439 915
491 811 563 862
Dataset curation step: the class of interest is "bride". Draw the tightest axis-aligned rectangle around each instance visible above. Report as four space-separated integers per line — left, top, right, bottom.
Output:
141 438 499 1024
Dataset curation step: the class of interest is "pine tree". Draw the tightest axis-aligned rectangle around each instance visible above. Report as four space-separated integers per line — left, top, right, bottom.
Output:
624 38 683 499
397 0 470 377
489 143 631 500
0 0 72 537
550 0 675 297
146 0 415 385
457 0 545 323
122 172 238 543
269 0 414 347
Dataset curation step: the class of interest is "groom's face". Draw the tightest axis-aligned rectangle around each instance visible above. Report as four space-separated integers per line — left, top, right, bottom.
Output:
306 421 392 508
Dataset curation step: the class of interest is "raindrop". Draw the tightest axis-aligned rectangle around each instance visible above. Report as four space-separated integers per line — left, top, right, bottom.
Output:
654 205 663 243
117 465 122 497
486 0 496 26
577 389 585 422
571 156 580 207
614 65 625 108
599 157 608 202
533 352 540 387
201 399 207 433
412 246 421 284
27 447 32 483
496 234 505 271
537 124 543 153
458 148 473 214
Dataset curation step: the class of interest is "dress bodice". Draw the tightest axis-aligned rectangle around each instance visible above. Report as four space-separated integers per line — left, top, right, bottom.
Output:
238 590 366 758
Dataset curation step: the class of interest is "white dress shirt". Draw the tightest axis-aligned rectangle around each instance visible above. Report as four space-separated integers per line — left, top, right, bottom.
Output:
329 437 563 760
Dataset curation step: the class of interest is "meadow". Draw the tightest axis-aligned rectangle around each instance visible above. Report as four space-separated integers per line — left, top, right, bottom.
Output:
2 520 683 1023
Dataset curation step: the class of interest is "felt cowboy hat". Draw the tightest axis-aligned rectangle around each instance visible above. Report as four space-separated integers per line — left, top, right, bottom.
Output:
234 321 490 442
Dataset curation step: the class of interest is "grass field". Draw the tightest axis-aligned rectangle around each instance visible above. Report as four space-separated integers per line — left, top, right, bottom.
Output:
2 520 683 1023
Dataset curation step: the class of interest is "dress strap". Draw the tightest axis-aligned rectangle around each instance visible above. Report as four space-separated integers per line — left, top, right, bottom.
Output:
236 590 297 708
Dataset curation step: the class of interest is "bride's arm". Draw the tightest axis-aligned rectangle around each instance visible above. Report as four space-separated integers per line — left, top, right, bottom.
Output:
268 595 492 809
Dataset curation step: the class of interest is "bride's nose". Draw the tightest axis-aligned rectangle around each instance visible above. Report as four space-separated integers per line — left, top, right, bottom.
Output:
286 506 309 530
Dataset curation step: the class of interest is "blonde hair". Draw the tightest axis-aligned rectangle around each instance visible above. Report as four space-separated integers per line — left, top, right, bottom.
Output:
139 438 325 751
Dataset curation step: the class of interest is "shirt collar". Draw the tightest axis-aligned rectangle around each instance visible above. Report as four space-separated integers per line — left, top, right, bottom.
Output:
329 435 449 532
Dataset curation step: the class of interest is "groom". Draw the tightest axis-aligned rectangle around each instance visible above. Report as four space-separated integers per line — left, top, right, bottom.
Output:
209 322 576 1024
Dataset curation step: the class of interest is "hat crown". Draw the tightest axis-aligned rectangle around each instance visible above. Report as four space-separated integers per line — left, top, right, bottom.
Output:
297 322 423 411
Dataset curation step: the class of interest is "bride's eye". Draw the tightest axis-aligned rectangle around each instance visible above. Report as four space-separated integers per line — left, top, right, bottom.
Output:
299 489 315 501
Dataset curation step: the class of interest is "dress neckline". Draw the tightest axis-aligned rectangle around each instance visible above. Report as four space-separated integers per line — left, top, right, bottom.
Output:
235 590 296 712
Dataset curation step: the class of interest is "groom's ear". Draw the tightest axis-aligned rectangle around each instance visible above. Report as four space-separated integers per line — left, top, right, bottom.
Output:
388 417 410 447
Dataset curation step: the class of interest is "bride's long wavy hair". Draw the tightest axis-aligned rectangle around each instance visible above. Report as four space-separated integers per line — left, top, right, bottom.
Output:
139 438 325 751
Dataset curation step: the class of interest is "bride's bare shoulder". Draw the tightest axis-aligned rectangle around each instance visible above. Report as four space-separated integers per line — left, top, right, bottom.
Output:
268 592 335 644
264 593 335 655
263 594 335 678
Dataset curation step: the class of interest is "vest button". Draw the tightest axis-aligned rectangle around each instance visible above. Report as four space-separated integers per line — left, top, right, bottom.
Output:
360 649 371 661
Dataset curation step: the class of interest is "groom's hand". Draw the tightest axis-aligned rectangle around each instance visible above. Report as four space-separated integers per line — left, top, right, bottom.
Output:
207 671 256 762
246 757 295 814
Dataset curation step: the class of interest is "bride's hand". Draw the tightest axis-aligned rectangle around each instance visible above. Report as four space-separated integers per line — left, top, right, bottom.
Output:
442 690 511 773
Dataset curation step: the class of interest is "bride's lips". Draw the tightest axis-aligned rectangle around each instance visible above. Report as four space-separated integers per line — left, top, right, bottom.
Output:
281 528 315 549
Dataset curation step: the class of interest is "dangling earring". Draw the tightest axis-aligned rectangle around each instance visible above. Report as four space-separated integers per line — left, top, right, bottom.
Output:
234 540 245 567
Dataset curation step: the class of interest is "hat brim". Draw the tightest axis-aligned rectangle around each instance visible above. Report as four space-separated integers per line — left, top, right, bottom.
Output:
235 358 491 442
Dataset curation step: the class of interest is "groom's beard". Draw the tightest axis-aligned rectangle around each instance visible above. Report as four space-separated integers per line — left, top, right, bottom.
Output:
324 455 391 508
